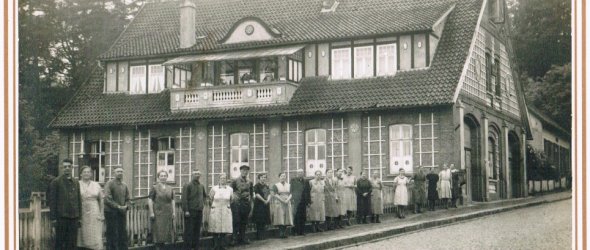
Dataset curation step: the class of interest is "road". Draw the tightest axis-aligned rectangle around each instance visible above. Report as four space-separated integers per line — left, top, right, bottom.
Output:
342 199 571 250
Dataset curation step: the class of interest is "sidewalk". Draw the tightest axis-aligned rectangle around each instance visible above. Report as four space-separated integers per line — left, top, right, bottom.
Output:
233 192 571 250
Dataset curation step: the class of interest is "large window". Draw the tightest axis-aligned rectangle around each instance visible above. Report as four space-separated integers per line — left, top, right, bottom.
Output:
376 44 397 76
214 58 280 85
389 125 412 174
494 58 501 96
288 59 303 82
485 53 492 93
130 65 147 94
148 65 165 93
88 141 106 183
306 129 327 177
354 46 374 78
488 137 498 179
230 133 249 179
155 137 176 183
174 67 191 88
331 48 352 80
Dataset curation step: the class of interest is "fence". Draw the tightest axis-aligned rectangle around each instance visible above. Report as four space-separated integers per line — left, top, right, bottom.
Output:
19 193 52 250
528 177 569 195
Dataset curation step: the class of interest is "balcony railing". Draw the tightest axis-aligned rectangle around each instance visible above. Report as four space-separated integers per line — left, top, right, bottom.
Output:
170 81 298 110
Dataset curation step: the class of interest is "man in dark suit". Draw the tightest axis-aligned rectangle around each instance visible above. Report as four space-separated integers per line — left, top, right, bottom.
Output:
48 158 82 250
290 169 311 235
182 170 207 250
230 165 253 245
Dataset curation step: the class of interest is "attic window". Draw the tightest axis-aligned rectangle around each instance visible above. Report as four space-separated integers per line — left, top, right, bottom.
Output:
488 0 505 23
321 0 340 13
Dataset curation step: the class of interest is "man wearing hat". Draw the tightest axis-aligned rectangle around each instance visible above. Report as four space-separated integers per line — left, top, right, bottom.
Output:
230 165 253 245
104 166 131 250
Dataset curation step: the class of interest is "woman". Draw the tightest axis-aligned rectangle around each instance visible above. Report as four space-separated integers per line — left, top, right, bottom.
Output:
77 165 104 250
370 171 383 223
412 166 427 213
252 174 271 240
438 164 452 209
393 168 410 218
209 174 233 250
323 169 340 230
426 167 439 211
334 168 347 228
308 170 326 232
149 170 176 250
271 172 293 238
341 166 357 225
356 170 372 224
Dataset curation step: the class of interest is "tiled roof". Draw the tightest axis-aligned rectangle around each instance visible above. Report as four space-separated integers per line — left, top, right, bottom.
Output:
50 0 483 129
100 0 457 60
528 106 570 137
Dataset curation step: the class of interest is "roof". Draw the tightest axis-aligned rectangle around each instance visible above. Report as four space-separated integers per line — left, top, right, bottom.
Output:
50 0 483 129
528 106 571 138
100 0 458 60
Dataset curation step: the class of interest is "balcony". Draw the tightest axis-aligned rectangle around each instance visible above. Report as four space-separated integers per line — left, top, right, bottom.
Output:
170 81 298 110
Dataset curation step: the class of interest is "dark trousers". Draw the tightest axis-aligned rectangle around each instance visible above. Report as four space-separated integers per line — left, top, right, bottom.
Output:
184 209 203 249
54 217 78 250
231 202 251 242
105 212 128 250
293 203 307 235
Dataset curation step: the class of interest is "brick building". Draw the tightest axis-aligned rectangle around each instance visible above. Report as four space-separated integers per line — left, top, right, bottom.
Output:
50 0 531 202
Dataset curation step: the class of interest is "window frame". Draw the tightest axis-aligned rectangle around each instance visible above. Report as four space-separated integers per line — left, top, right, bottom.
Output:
354 45 374 78
376 43 398 77
230 133 250 179
389 124 413 174
87 140 106 183
331 47 352 80
305 129 327 177
129 65 147 95
156 137 176 183
148 64 166 93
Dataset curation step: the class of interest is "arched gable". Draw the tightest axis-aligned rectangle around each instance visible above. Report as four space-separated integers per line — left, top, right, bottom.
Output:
220 16 282 45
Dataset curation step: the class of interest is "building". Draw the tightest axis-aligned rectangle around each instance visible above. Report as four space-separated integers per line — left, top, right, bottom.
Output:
49 0 531 202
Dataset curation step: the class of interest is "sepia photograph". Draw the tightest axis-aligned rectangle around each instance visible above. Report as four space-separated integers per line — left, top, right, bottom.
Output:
14 0 576 249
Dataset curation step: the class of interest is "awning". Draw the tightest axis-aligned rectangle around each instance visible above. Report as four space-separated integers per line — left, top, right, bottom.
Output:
163 44 305 65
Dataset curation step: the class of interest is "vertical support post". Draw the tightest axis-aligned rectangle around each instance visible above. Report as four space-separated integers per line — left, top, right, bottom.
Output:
503 124 510 199
31 193 42 250
522 133 528 197
482 115 489 201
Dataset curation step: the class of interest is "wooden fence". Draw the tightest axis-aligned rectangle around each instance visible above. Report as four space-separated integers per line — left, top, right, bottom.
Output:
19 193 52 250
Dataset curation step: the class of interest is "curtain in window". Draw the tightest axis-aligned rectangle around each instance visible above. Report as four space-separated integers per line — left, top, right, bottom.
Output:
130 65 146 94
331 48 351 80
354 46 373 78
148 65 165 93
306 129 327 177
390 125 412 174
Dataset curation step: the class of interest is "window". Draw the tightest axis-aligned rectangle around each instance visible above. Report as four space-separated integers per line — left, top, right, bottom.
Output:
306 129 327 177
130 65 146 94
377 44 397 76
354 46 374 78
494 58 501 96
487 137 498 179
485 53 492 93
389 125 412 174
156 137 175 183
88 141 106 182
331 48 351 79
288 59 303 82
230 133 249 179
148 65 165 93
259 58 278 82
488 0 505 23
173 67 191 88
238 60 257 84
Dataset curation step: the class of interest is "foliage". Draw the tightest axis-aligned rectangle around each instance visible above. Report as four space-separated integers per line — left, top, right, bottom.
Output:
526 145 559 181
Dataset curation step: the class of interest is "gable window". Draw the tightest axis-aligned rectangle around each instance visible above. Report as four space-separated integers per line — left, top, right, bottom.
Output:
485 53 492 93
148 65 165 93
130 65 147 94
306 129 327 177
230 133 249 179
488 0 505 23
331 48 351 80
288 59 303 82
389 124 412 174
487 136 498 180
494 58 501 96
354 46 374 78
155 137 176 183
376 44 397 76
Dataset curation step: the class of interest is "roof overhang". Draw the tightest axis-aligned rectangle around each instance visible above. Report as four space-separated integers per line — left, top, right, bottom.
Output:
163 45 305 65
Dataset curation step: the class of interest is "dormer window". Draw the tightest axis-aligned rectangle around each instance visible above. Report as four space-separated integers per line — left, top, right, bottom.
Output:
488 0 505 23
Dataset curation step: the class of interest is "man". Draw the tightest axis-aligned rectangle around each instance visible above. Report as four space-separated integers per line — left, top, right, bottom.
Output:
230 165 253 245
290 169 311 235
48 159 82 250
450 164 465 208
104 166 131 250
182 170 207 250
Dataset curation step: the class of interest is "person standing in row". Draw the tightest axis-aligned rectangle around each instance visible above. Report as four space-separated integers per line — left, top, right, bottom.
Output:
77 165 104 250
149 170 176 250
438 164 452 209
308 170 326 232
334 168 347 229
182 170 207 250
271 172 293 238
104 166 131 250
393 168 410 219
230 165 253 245
252 174 271 240
412 166 427 214
355 170 372 224
450 164 464 208
324 169 340 230
209 174 233 250
426 167 439 211
341 166 357 225
290 169 311 236
48 159 82 250
370 171 383 223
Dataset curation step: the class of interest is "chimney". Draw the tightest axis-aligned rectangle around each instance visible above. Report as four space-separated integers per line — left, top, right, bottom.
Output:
321 0 340 13
179 0 196 49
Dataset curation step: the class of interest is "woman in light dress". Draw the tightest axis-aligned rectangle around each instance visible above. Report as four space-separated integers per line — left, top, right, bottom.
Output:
209 174 233 250
77 166 104 250
393 168 410 219
308 170 326 232
334 168 347 228
341 166 357 225
438 164 452 209
370 171 383 223
270 172 293 238
148 170 176 250
323 169 340 230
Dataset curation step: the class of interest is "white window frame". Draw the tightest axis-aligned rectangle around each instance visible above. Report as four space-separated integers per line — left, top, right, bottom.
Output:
376 43 397 76
389 124 412 174
148 64 165 93
130 65 147 94
305 129 327 177
230 133 249 179
156 137 175 183
88 140 106 183
354 46 374 78
331 48 352 80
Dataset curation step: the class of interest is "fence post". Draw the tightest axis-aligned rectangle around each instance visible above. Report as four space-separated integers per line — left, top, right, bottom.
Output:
31 193 43 250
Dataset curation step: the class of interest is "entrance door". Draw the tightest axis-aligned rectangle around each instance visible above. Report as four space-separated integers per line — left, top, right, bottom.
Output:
464 116 483 201
509 133 521 198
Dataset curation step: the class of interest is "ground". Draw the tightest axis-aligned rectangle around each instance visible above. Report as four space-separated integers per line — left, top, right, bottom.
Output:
342 199 572 250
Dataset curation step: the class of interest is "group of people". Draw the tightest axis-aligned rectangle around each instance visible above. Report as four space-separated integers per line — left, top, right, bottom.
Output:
48 158 465 250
